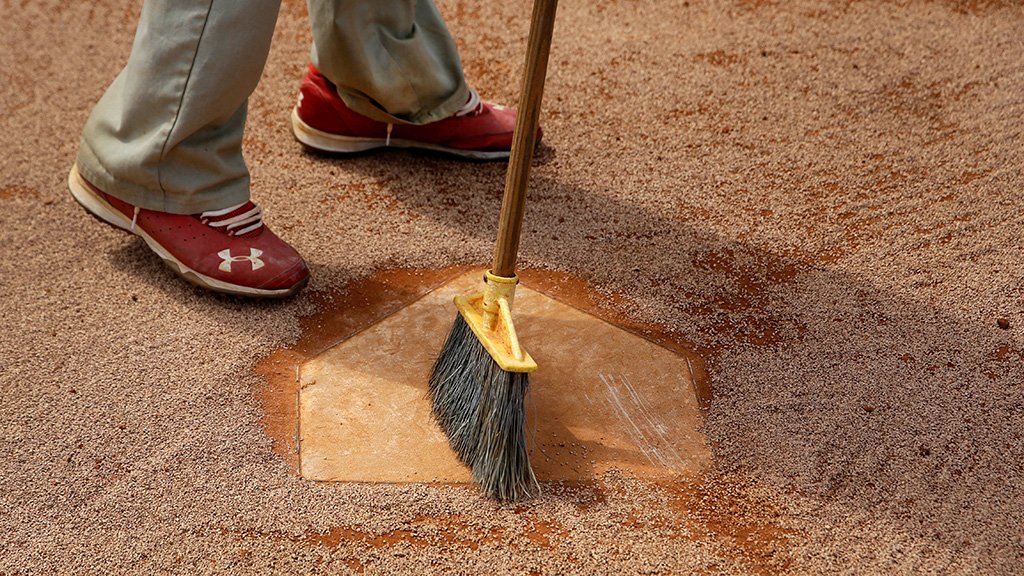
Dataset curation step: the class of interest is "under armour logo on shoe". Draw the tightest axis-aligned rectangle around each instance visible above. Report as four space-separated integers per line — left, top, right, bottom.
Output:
218 248 265 273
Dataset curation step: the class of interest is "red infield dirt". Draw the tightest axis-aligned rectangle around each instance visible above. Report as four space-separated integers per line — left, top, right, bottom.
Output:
2 0 1022 574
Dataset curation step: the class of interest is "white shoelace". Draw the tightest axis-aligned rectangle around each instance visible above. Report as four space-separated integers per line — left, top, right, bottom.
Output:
200 202 264 236
455 88 483 117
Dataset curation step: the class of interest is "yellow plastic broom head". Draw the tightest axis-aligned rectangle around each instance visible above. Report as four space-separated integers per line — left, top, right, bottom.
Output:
452 272 538 373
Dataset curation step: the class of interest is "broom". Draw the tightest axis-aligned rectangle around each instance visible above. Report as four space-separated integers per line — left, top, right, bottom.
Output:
428 0 558 502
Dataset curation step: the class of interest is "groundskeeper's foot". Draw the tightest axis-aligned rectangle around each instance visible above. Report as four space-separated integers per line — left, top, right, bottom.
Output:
67 166 309 298
291 64 538 160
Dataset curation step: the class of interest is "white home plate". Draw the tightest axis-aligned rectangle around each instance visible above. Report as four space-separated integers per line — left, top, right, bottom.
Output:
298 270 710 483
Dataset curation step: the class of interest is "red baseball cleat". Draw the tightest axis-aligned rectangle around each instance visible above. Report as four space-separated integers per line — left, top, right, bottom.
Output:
68 166 309 298
291 65 537 160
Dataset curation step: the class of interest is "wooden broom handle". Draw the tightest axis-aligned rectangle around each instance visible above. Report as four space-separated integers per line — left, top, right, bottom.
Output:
491 0 558 278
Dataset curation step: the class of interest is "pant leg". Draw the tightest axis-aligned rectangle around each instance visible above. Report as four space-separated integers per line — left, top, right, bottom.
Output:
307 0 468 125
76 0 282 215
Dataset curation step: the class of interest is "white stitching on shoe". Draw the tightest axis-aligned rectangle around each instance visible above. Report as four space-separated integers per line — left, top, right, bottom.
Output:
130 206 140 232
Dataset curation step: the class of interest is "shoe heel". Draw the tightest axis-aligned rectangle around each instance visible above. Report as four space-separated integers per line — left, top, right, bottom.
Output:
290 107 383 154
67 166 134 233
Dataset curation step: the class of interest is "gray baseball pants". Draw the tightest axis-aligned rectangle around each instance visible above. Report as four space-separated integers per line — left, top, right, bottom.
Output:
75 0 468 214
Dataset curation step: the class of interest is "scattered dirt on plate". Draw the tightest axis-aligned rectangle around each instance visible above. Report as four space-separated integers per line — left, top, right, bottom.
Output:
254 266 714 470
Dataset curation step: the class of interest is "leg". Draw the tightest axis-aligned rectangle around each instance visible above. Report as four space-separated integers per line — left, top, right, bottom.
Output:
293 0 529 160
70 0 309 297
76 0 282 214
306 0 468 125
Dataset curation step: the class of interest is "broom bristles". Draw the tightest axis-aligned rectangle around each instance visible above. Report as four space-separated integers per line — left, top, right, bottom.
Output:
429 314 539 501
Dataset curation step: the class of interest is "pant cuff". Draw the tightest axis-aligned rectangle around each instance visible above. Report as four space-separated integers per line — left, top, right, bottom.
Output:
75 142 251 215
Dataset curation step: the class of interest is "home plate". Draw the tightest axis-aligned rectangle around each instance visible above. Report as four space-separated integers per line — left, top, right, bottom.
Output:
298 270 710 483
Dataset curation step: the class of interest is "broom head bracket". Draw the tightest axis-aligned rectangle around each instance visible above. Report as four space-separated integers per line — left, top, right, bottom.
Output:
452 272 538 373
